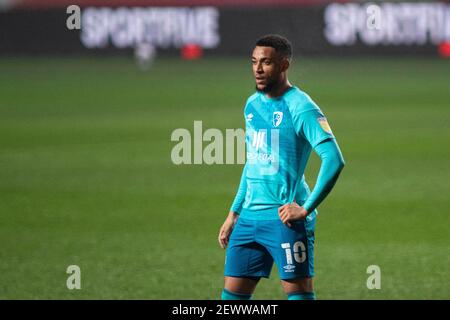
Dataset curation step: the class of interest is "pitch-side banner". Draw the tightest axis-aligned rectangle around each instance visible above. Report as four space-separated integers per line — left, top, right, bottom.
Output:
1 2 449 55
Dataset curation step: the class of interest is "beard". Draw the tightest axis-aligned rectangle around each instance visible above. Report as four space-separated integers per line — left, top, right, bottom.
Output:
255 78 277 93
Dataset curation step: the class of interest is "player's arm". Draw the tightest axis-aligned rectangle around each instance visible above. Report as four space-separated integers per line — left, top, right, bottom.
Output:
279 139 344 224
229 163 248 214
218 163 247 249
279 108 345 225
302 138 345 213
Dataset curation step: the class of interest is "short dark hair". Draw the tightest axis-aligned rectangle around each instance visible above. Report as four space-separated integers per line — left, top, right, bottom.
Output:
255 34 292 60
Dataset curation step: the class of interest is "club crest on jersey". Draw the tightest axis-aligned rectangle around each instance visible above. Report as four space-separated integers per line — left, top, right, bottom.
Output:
273 111 283 127
246 113 254 122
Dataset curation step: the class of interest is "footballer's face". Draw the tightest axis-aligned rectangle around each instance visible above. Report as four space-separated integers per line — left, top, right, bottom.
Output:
252 46 288 93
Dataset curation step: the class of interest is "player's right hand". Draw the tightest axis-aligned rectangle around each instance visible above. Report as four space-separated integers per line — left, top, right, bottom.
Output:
218 212 238 249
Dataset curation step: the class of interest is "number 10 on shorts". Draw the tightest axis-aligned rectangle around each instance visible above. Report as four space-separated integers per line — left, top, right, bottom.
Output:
281 241 306 265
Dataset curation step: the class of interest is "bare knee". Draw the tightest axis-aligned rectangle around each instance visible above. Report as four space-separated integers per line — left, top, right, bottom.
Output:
224 276 260 295
281 277 314 294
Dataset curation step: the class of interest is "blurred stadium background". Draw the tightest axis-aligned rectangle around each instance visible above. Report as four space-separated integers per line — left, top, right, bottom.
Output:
0 0 449 299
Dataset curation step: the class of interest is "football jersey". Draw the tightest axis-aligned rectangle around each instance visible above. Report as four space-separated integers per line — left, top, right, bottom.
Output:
230 86 335 221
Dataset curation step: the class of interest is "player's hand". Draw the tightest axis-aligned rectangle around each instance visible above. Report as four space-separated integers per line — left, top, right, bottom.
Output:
218 212 238 249
278 201 309 227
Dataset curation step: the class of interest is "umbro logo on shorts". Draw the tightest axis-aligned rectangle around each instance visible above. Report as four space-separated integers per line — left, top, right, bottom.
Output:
283 264 296 272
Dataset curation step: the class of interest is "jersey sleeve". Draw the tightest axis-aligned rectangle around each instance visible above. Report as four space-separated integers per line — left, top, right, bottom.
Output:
229 163 248 214
229 97 253 213
302 139 345 213
296 109 335 148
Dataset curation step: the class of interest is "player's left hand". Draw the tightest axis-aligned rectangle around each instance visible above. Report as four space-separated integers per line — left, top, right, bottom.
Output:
278 201 309 227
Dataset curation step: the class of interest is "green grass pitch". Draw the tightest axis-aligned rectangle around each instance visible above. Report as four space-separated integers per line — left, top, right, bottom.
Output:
0 56 449 299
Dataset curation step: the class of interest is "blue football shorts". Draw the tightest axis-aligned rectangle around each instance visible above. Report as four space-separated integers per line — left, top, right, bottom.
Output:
224 217 316 280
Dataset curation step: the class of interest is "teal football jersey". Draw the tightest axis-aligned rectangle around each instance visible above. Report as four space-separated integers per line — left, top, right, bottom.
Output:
230 86 335 221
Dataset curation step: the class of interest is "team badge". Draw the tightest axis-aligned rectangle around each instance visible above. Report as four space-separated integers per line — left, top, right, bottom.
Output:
246 113 254 122
317 117 332 133
273 111 283 127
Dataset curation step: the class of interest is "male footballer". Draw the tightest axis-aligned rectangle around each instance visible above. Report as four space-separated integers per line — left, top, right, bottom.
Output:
218 35 345 300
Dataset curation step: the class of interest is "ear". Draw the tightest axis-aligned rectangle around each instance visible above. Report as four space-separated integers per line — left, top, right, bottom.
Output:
280 58 290 72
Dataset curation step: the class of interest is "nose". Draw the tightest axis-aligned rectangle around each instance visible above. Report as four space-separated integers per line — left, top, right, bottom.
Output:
255 63 264 74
